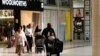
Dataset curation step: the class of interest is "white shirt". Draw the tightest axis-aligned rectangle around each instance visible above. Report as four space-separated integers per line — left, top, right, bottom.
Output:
25 28 33 37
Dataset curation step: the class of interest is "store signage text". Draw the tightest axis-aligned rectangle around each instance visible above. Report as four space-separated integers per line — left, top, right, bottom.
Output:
2 0 27 7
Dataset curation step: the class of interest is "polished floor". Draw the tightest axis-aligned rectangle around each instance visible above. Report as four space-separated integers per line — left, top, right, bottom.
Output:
0 46 92 56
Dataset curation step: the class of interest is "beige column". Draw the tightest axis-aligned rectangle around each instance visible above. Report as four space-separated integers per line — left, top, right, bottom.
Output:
92 0 100 56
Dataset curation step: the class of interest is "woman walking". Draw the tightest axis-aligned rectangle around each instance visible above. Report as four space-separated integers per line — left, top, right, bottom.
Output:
15 26 27 56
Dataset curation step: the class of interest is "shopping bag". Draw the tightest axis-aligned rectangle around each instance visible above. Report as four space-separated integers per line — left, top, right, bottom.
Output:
54 39 63 52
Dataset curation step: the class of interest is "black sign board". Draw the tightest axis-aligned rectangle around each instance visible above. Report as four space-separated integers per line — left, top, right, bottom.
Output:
0 0 43 11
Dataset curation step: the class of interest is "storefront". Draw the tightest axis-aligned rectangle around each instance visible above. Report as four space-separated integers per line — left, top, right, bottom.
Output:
0 0 43 40
41 7 68 42
72 0 91 42
41 0 71 42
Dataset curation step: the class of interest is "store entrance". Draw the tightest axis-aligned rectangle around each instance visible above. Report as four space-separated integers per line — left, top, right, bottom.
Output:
21 10 42 30
0 9 14 42
0 10 41 46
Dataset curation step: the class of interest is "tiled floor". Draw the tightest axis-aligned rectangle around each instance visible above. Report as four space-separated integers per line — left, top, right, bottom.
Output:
63 41 91 49
61 46 92 56
0 46 92 56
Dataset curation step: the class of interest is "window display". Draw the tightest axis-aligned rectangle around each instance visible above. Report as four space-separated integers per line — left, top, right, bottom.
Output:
0 10 14 18
74 27 83 32
73 8 84 17
75 21 83 26
0 10 14 38
73 0 84 8
73 0 91 41
73 8 84 40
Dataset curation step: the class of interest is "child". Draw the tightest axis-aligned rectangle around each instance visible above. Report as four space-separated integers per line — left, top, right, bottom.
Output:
48 32 55 41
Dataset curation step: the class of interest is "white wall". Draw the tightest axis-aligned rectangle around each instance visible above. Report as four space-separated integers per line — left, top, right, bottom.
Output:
42 9 66 42
42 10 58 36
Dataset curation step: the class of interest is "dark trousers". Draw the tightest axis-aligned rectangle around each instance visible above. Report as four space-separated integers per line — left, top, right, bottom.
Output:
7 37 11 48
26 36 33 52
45 39 52 56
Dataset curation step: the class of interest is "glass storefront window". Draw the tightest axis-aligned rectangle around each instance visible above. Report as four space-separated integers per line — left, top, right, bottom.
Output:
60 0 70 7
58 11 66 42
0 10 14 41
73 0 84 8
41 0 56 6
0 10 14 26
46 0 56 5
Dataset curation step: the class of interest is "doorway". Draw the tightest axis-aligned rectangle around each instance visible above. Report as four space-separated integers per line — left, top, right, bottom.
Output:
21 10 42 29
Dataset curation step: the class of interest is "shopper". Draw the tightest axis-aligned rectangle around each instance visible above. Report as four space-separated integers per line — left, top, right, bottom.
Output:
34 25 41 43
4 22 13 48
15 26 24 56
11 28 15 47
21 26 27 53
42 23 56 56
25 24 33 53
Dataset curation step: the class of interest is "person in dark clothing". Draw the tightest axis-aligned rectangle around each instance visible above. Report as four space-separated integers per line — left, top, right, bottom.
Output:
34 25 41 33
42 23 60 56
5 22 13 48
34 25 42 41
42 23 56 39
34 25 43 53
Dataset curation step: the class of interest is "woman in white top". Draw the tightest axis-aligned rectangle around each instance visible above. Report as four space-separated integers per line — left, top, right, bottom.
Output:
15 26 27 56
25 24 33 53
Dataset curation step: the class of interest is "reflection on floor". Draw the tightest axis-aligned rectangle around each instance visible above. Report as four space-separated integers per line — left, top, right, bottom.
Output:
61 46 92 56
0 46 92 56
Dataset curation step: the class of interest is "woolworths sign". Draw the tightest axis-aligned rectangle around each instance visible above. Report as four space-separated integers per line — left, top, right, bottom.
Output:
2 0 27 7
0 0 43 11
